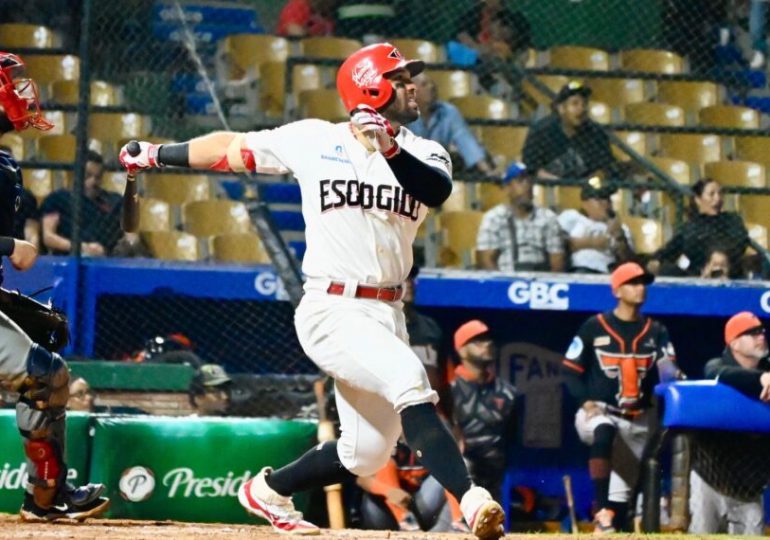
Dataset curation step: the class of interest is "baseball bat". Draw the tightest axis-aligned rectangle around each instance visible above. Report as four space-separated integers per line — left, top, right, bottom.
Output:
120 140 141 233
563 474 578 535
313 377 345 529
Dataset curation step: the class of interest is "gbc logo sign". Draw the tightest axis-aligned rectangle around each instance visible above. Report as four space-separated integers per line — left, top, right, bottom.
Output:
760 291 770 314
508 281 569 310
254 272 289 301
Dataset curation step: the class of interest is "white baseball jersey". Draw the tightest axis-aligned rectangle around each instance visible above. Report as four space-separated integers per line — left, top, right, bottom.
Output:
244 120 451 285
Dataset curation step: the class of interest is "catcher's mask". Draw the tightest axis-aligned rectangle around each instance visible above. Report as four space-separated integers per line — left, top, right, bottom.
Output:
0 52 53 132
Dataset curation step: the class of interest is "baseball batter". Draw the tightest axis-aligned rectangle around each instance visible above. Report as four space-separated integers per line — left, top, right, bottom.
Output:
0 52 109 521
119 43 504 539
562 262 679 533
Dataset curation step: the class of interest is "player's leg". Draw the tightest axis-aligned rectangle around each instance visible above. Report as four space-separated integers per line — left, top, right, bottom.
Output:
726 496 764 536
575 406 617 532
688 469 726 533
0 310 108 522
606 414 650 532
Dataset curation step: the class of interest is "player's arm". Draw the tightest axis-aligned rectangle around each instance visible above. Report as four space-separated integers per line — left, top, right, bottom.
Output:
705 357 766 399
0 236 37 271
562 327 590 406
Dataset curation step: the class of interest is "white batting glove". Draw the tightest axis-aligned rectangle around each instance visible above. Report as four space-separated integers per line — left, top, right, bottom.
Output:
350 104 400 158
118 141 162 174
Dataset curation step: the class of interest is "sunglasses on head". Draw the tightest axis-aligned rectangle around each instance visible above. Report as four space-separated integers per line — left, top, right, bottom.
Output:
742 327 765 337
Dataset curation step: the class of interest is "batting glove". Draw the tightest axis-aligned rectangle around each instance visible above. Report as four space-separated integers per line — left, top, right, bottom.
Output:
350 104 400 159
119 141 163 174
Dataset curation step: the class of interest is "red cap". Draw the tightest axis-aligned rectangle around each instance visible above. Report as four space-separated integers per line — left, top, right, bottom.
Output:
725 311 763 344
454 320 490 351
610 262 654 292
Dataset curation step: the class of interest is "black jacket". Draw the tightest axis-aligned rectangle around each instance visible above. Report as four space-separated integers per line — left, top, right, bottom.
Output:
704 347 770 399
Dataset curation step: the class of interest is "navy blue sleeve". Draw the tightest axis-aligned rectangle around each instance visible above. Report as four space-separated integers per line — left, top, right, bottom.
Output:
386 149 452 208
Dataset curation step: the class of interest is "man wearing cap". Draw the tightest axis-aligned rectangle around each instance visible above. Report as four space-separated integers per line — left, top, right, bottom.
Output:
188 364 232 416
557 176 633 273
522 81 616 181
688 311 770 535
562 262 679 533
476 161 565 272
450 320 516 503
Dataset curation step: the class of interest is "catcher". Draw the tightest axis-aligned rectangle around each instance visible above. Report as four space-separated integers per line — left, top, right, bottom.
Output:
0 51 109 521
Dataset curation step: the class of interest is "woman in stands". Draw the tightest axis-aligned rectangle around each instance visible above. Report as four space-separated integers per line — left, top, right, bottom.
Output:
648 178 749 279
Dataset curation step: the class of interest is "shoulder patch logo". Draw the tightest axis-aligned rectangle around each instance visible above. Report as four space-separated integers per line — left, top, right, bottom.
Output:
566 336 584 360
426 152 449 165
593 336 611 347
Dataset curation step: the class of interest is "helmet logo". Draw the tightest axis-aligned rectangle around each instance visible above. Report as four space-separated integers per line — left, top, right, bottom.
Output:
388 48 403 60
351 59 379 89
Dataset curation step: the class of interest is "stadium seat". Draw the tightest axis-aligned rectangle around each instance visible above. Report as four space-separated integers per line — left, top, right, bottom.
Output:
624 102 685 127
424 70 473 100
89 113 151 143
299 36 362 59
736 195 770 228
182 200 252 237
259 61 322 117
647 156 691 184
390 38 444 62
142 231 200 261
656 81 718 115
144 174 211 205
620 49 684 74
479 126 528 168
734 136 770 168
477 183 507 211
213 233 270 264
298 89 348 121
585 78 645 111
450 96 510 120
589 101 611 124
746 222 768 249
0 23 55 48
699 105 760 130
38 134 75 162
659 133 722 168
220 34 290 78
549 46 610 71
24 54 80 86
101 171 127 195
21 169 54 203
704 160 766 188
438 210 483 268
0 133 26 160
553 186 582 211
137 198 172 232
522 75 569 108
52 80 121 106
611 131 647 161
624 216 663 254
441 181 469 212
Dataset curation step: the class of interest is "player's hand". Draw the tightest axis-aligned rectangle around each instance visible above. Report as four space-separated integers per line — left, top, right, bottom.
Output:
582 400 603 419
351 104 400 158
10 239 37 271
119 141 162 174
385 487 412 508
82 242 105 257
759 372 770 402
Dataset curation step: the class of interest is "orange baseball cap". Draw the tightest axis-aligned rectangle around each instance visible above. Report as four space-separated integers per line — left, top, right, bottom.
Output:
610 262 655 292
724 311 763 344
454 320 490 351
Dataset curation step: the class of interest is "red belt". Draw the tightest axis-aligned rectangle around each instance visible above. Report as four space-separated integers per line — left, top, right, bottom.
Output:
326 282 404 302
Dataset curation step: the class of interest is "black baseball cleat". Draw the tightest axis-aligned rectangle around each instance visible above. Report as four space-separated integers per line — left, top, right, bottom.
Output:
20 490 110 522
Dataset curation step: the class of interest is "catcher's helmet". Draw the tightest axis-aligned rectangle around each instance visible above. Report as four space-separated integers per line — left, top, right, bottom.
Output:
0 52 53 131
336 43 424 113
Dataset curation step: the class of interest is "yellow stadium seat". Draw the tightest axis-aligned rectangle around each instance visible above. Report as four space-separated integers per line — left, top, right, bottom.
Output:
522 75 569 108
424 70 473 100
51 80 120 106
390 39 444 62
298 89 348 120
441 181 469 212
144 174 210 205
183 200 252 237
21 169 54 204
300 36 362 59
589 101 611 124
735 136 770 168
24 55 80 85
624 216 663 254
142 231 200 261
477 183 507 211
704 160 766 188
699 105 760 130
553 186 582 211
625 102 685 127
38 134 75 162
659 133 722 167
89 113 150 142
620 49 684 74
213 233 270 264
656 81 718 115
479 126 528 168
0 133 26 160
221 34 290 78
746 222 768 249
586 78 645 110
736 195 770 229
451 96 510 120
101 172 127 195
647 156 691 184
611 131 647 161
550 46 610 71
439 210 483 268
138 198 172 232
0 24 55 48
260 61 322 117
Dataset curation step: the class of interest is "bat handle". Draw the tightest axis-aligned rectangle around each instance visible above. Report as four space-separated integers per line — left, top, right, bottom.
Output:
126 140 141 157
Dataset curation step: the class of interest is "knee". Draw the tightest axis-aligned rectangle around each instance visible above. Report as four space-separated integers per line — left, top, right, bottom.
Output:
590 424 616 457
337 441 392 477
23 345 70 408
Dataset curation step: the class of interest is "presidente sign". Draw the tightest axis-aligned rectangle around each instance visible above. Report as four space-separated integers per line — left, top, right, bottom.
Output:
119 465 257 501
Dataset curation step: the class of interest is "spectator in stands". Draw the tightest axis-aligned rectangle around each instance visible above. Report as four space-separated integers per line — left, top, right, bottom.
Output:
558 177 633 273
356 437 469 532
0 145 39 249
476 162 565 272
688 311 770 535
700 246 731 280
67 377 95 413
408 74 493 175
522 81 617 181
40 150 123 256
189 363 232 417
749 0 769 69
450 320 516 503
276 0 336 37
648 179 749 278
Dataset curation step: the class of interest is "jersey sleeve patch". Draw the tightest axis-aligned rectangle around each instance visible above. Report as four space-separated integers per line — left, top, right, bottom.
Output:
565 336 584 360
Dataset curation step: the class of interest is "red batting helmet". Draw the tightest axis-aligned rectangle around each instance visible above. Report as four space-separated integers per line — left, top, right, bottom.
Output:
336 43 425 113
0 52 53 131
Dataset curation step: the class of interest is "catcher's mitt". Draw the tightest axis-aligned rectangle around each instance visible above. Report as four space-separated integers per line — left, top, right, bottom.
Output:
0 288 69 352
